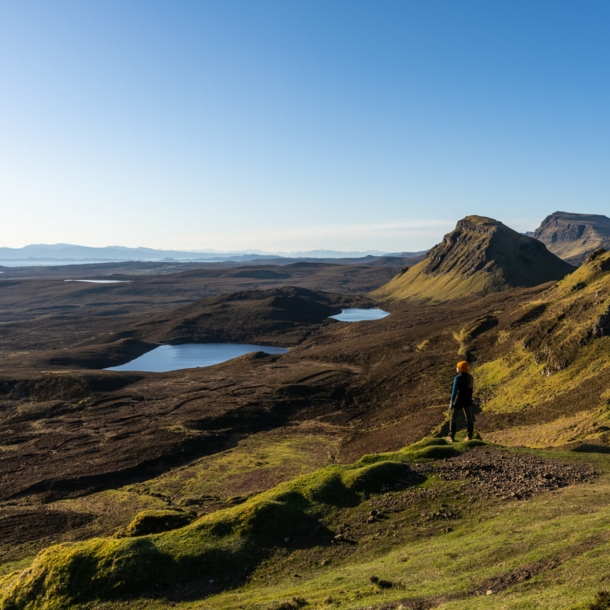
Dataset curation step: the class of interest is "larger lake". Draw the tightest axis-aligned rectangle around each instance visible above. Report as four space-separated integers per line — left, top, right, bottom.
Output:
330 308 390 322
65 279 129 284
106 343 288 373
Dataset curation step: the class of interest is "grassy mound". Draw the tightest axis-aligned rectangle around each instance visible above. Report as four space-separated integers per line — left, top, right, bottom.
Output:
0 439 479 610
355 436 483 466
118 510 195 537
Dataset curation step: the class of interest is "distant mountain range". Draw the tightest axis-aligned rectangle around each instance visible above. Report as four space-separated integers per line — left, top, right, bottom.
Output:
0 244 426 264
6 211 610 268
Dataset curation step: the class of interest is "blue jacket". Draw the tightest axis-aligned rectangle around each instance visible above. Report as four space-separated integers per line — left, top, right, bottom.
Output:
450 372 474 408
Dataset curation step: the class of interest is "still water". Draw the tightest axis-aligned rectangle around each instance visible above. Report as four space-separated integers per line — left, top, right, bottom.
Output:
65 280 129 283
106 343 288 373
329 308 390 322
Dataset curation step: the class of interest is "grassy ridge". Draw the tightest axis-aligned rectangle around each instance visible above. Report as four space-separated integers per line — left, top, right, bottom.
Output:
2 441 610 609
8 444 607 610
0 439 478 610
205 466 610 610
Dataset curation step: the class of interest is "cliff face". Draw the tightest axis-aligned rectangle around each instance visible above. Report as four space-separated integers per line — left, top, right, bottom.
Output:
376 215 574 302
533 212 610 265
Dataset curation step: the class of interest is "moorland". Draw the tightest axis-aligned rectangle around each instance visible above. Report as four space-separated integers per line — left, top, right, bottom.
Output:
1 214 610 610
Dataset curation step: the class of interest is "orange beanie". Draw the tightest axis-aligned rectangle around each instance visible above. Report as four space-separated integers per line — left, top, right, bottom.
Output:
457 361 469 373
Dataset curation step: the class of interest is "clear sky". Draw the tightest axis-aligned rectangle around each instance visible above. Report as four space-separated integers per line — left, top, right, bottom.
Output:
1 1 609 252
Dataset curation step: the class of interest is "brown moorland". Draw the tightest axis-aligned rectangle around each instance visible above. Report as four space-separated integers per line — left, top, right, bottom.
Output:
0 257 413 360
2 226 610 609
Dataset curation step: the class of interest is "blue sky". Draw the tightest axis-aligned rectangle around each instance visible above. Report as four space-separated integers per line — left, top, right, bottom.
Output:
1 1 609 252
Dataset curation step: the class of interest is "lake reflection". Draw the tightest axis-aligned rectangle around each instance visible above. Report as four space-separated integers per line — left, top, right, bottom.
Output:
106 343 288 373
65 280 129 283
329 308 390 322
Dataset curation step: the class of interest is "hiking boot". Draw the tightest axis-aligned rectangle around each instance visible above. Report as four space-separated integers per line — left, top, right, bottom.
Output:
464 436 471 441
445 436 454 443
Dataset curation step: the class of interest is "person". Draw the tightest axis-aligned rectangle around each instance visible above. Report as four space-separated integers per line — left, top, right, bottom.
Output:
446 361 474 442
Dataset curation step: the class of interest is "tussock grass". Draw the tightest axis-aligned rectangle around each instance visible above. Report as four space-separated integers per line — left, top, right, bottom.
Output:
81 450 610 610
0 439 479 609
5 442 609 609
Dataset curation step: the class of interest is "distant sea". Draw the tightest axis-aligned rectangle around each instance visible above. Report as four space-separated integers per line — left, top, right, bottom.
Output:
0 260 123 267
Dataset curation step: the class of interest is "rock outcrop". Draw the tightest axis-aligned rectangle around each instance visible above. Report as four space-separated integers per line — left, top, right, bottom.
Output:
532 211 610 265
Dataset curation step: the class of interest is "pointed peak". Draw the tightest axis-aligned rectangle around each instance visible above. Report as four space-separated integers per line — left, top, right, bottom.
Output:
376 215 574 302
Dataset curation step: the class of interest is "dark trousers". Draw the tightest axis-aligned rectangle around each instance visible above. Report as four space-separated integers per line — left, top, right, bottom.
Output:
449 404 474 439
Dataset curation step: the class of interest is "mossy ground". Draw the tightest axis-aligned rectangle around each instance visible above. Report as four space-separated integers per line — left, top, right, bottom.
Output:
124 431 339 510
0 439 476 609
2 440 610 609
191 449 610 610
0 431 339 586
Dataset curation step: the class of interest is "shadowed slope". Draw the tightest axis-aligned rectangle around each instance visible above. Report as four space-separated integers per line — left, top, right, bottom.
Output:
375 215 573 302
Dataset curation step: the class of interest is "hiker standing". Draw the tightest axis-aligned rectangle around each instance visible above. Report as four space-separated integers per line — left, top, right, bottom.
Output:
446 361 475 442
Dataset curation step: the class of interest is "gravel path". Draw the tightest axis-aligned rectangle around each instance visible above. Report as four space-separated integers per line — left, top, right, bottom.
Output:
418 445 596 500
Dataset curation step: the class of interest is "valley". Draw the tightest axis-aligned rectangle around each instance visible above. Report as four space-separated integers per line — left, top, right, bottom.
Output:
1 217 610 609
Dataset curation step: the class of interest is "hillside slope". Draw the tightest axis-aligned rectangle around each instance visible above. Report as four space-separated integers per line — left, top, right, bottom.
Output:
471 247 610 447
130 286 363 347
532 211 610 265
375 215 573 302
1 438 609 610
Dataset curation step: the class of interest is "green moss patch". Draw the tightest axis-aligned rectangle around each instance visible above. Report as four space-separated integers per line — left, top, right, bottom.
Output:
118 510 195 538
356 437 483 466
124 432 338 510
0 439 461 609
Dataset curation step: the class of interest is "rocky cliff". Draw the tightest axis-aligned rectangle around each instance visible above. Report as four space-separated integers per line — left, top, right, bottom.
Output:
532 211 610 265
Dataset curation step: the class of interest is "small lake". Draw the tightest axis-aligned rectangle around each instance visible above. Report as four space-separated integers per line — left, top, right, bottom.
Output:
106 343 289 373
65 280 129 284
329 308 390 322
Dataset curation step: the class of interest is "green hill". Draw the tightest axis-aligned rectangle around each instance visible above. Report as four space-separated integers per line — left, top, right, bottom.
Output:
375 215 573 302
